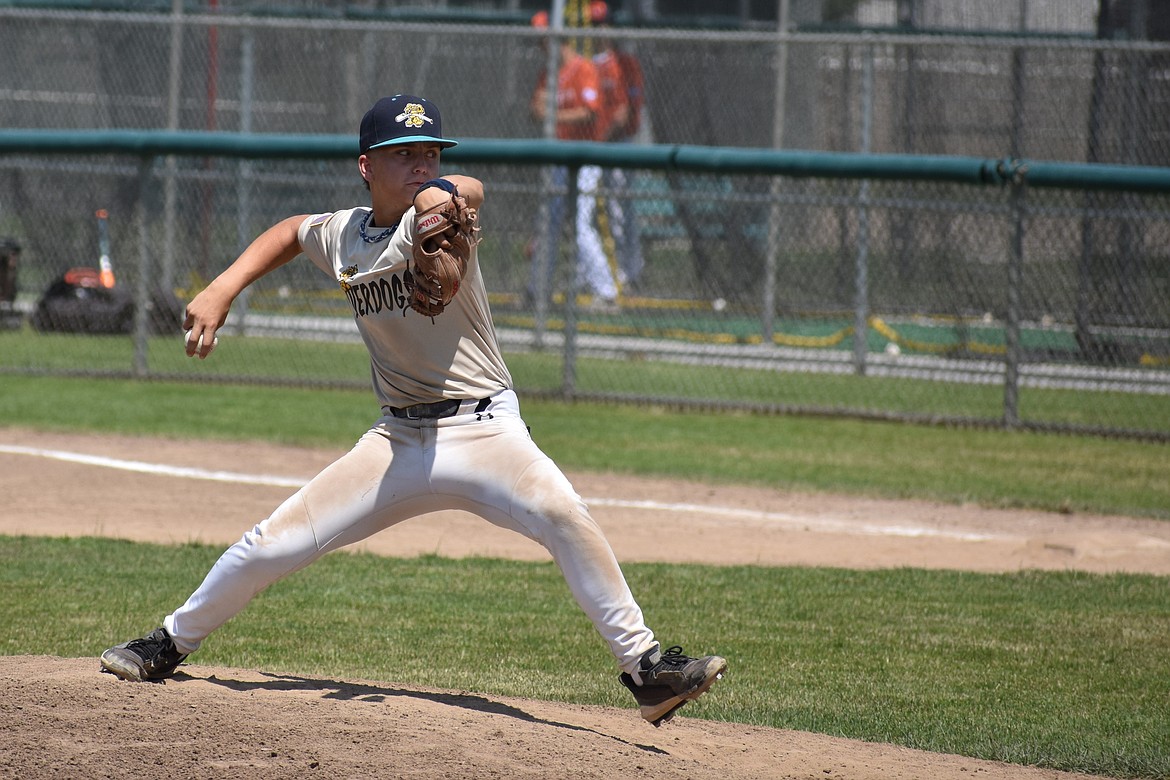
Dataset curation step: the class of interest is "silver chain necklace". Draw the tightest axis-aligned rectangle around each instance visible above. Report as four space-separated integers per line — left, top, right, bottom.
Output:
358 210 398 243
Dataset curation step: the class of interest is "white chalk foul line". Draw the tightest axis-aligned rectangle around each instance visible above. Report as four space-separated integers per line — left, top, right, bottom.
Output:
1 443 1010 542
0 443 306 489
585 498 1007 542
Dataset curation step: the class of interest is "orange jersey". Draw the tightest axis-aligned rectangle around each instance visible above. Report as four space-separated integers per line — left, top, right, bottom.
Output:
593 49 627 141
534 52 602 141
614 50 644 138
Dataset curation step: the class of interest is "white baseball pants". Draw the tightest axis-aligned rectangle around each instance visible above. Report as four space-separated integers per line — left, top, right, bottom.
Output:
163 390 657 675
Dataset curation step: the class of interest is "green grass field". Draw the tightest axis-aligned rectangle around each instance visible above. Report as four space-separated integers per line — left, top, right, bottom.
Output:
2 324 1168 437
2 375 1169 778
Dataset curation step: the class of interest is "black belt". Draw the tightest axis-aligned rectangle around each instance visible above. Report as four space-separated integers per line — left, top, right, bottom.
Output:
387 397 491 420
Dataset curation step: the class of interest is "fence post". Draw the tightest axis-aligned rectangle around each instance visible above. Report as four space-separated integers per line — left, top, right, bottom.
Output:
562 164 580 400
133 156 155 377
852 40 875 376
533 168 555 348
161 0 183 300
533 0 567 349
1003 176 1025 428
762 0 792 345
234 27 256 336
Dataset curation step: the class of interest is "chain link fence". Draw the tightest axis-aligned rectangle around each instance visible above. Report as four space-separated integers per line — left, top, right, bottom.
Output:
2 6 1168 439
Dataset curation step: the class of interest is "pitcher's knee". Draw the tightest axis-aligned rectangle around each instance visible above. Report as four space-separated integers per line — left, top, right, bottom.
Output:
231 518 318 570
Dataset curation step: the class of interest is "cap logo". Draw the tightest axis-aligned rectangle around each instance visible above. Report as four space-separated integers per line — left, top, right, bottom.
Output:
360 95 457 152
396 103 433 130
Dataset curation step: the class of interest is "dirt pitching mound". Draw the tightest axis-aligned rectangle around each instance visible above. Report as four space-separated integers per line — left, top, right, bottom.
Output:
0 656 1106 780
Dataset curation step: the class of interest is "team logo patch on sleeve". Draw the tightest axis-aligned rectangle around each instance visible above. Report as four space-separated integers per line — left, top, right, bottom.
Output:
338 265 358 292
308 213 334 229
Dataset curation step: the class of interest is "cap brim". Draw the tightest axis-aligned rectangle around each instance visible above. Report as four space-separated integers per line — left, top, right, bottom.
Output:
367 135 458 151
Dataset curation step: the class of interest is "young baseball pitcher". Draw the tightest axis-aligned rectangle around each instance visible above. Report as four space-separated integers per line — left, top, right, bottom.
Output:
99 94 726 726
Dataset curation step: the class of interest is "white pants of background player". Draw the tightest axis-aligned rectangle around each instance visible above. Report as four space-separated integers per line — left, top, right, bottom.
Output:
162 390 657 675
602 166 645 289
529 165 619 303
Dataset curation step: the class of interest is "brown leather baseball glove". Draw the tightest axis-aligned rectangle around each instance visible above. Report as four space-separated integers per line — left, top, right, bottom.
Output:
406 193 480 317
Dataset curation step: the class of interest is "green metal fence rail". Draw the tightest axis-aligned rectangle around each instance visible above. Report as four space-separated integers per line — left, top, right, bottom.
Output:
8 129 1170 190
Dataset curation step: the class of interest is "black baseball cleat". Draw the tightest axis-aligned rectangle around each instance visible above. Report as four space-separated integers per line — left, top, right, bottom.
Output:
620 644 728 726
99 627 188 682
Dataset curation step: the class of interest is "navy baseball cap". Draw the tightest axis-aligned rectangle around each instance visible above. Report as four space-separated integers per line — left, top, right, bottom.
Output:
359 94 458 153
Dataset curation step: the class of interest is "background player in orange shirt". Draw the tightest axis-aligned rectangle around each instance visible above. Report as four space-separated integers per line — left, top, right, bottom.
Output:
528 9 620 312
591 1 646 293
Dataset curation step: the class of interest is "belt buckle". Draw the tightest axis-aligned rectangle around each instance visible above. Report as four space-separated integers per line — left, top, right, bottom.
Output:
403 404 424 420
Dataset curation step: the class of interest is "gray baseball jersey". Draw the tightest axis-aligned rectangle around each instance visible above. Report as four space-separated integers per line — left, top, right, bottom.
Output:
298 206 512 409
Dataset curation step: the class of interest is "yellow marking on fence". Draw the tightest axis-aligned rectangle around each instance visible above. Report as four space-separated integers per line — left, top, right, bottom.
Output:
870 316 1006 355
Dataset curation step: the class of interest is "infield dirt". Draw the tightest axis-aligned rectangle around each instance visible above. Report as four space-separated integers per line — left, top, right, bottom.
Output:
4 427 1164 779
